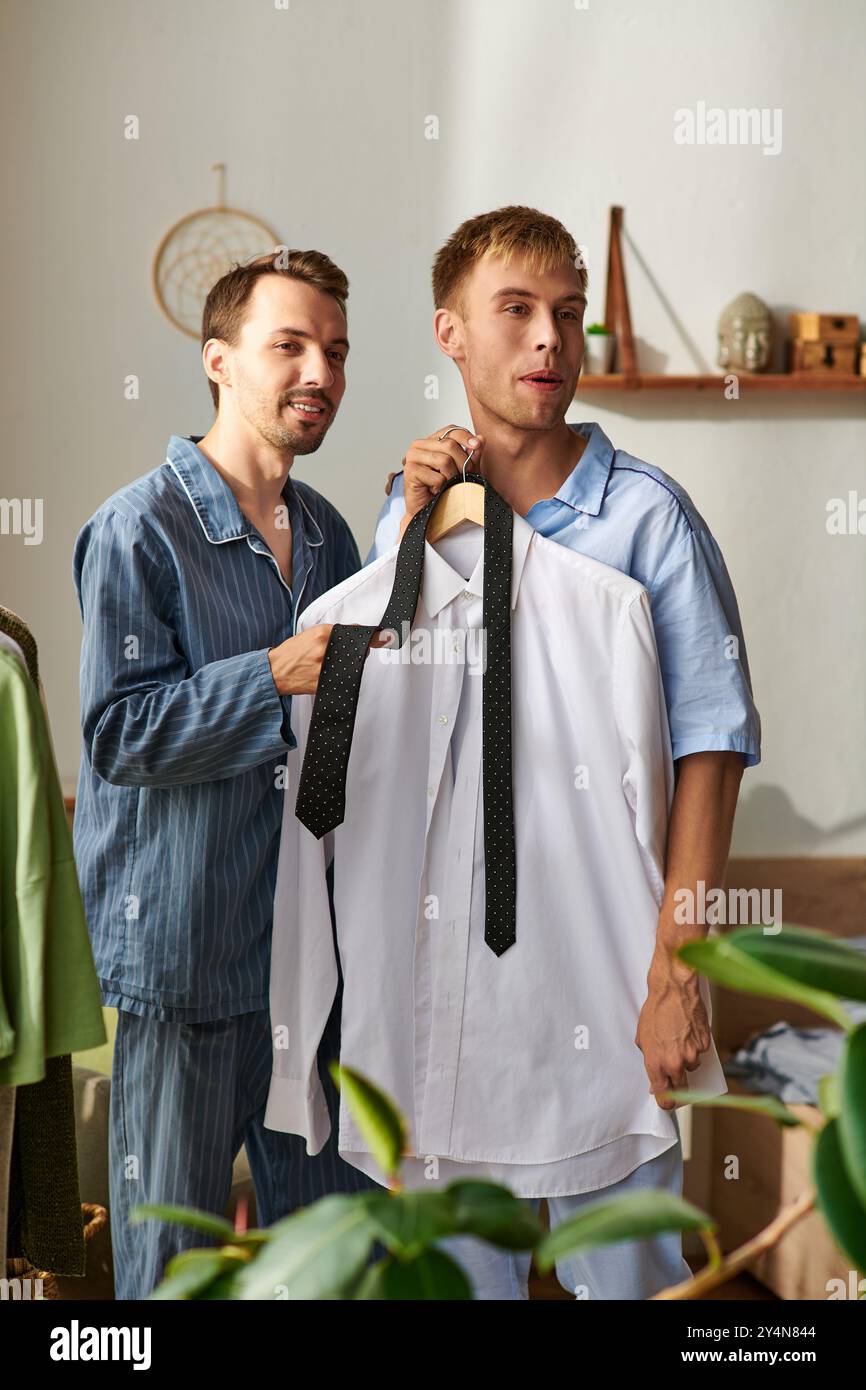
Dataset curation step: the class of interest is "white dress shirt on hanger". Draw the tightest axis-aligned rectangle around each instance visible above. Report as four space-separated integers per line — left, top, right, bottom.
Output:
265 511 728 1197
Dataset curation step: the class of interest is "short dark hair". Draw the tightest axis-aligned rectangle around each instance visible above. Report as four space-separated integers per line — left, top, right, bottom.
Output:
201 249 349 409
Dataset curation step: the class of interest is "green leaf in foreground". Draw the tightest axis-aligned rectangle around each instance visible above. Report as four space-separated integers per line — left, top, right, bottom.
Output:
447 1180 545 1249
354 1248 473 1300
838 1023 866 1211
813 1117 866 1275
147 1248 238 1300
130 1203 237 1242
535 1191 713 1272
329 1062 408 1180
663 1089 804 1126
817 1072 841 1120
720 924 866 1003
362 1188 461 1258
676 934 852 1029
233 1195 376 1300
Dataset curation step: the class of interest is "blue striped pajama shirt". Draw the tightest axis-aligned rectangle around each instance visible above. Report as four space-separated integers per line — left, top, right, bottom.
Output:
73 433 360 1021
72 434 379 1297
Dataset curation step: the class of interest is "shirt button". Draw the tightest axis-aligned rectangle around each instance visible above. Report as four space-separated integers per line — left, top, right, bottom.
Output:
439 714 448 724
427 786 435 796
462 590 473 600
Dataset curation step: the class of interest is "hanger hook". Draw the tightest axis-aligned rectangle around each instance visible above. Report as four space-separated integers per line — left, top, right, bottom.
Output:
437 426 476 483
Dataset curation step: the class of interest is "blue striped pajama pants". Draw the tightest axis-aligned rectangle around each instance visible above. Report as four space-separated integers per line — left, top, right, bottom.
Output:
108 980 379 1300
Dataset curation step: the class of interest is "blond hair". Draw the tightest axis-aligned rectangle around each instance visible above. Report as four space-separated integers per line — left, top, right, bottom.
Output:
432 205 587 316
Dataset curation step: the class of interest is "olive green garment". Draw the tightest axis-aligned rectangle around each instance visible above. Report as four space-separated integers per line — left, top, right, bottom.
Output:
0 648 106 1086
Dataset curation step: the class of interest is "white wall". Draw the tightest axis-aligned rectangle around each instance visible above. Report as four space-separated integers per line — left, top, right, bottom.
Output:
1 0 864 855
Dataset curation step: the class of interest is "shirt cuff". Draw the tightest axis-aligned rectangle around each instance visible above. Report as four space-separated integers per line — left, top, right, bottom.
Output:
670 733 761 768
279 692 294 747
263 1075 332 1155
258 647 297 750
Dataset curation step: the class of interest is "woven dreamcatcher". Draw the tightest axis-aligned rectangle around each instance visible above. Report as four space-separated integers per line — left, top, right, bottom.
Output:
152 164 280 337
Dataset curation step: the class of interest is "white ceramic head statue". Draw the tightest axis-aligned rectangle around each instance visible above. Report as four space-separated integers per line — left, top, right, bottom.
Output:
717 292 773 373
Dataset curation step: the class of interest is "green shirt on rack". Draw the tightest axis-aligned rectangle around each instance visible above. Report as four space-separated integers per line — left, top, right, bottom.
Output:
0 646 106 1086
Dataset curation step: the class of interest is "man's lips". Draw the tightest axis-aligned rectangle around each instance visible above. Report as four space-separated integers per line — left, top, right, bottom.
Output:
519 372 564 393
284 397 328 419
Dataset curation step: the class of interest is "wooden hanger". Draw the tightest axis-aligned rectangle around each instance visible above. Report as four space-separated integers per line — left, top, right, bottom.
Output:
426 427 485 542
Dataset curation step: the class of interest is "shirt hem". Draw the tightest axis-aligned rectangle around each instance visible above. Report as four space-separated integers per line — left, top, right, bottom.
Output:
337 1131 680 1200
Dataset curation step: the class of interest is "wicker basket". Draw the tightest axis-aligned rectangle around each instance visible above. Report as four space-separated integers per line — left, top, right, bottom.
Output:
5 1202 108 1299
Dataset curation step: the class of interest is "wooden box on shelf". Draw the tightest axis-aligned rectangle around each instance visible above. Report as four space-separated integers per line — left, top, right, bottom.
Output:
787 340 859 374
788 312 860 345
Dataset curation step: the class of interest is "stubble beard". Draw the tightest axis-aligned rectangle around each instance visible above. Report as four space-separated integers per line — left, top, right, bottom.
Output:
470 364 565 434
239 379 329 455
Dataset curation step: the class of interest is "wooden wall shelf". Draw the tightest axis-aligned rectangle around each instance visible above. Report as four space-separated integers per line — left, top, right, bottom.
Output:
590 208 863 399
578 372 866 393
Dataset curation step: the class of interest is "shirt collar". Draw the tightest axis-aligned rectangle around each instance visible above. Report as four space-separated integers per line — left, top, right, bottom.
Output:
542 421 615 517
165 434 324 549
421 509 534 619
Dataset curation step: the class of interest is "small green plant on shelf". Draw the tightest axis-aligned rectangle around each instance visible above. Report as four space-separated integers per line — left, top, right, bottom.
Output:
134 924 866 1299
585 322 612 334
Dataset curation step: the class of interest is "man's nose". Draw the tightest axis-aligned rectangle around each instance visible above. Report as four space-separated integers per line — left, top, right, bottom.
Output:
534 314 563 351
298 349 336 388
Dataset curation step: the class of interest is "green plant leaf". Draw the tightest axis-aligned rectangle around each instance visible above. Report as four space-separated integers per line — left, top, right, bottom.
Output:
130 1203 237 1241
328 1063 408 1179
663 1089 803 1126
231 1229 271 1247
195 1272 247 1299
721 924 866 1003
817 1073 841 1120
232 1195 376 1300
354 1249 473 1300
838 1024 866 1211
446 1180 545 1249
813 1117 866 1275
361 1189 460 1257
676 935 852 1028
586 323 610 334
148 1248 235 1300
535 1191 712 1271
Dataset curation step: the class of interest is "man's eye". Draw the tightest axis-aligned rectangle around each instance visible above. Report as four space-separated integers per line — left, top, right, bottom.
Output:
328 351 345 363
505 304 528 314
276 342 298 351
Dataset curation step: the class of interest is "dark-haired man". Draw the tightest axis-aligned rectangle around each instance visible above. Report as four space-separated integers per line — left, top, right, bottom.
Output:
73 251 379 1300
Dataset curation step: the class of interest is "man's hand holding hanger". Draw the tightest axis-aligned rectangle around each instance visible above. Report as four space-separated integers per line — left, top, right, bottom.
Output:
272 426 486 698
385 425 484 538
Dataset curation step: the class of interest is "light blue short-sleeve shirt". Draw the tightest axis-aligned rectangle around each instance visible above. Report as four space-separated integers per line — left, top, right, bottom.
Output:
365 421 761 768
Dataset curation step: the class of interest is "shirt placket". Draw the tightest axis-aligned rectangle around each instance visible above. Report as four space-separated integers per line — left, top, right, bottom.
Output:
416 591 483 1157
244 486 312 633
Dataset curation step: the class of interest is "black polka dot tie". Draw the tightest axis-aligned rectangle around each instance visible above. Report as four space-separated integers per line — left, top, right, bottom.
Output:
294 469 517 956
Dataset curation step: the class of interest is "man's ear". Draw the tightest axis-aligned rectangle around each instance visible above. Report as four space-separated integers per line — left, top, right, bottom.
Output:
202 337 231 396
433 306 464 363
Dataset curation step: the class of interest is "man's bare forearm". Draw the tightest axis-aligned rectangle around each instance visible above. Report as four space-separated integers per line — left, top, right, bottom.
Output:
650 750 745 980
